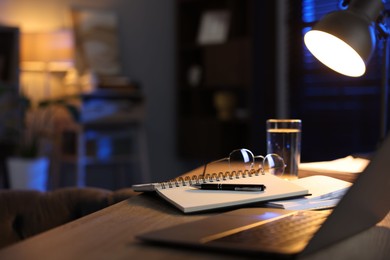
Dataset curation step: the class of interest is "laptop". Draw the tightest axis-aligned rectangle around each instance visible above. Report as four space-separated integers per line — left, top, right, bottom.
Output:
137 135 390 258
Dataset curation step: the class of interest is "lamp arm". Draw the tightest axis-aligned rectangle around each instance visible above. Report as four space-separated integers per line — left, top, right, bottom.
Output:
376 8 390 141
380 35 389 141
338 0 350 10
376 9 390 39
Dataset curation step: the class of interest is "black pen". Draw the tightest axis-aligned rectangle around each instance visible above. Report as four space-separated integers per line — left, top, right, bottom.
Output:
191 183 266 192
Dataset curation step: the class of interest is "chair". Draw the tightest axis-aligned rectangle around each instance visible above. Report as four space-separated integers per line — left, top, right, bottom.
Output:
0 187 138 249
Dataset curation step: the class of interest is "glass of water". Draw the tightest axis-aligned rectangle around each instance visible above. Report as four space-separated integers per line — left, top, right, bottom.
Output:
266 119 302 180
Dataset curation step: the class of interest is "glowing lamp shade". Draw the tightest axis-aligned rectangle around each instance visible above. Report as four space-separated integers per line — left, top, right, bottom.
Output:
304 30 366 77
21 30 73 63
303 0 384 78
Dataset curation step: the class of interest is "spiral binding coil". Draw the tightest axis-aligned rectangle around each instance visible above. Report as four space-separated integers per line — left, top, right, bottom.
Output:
159 168 262 189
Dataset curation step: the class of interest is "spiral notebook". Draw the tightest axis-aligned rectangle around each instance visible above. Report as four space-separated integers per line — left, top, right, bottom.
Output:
132 172 308 213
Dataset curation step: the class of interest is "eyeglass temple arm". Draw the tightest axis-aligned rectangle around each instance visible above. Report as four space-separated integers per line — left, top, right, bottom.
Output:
201 157 229 176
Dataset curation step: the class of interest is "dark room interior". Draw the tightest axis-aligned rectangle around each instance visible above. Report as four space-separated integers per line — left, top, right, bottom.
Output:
0 0 389 258
0 0 387 190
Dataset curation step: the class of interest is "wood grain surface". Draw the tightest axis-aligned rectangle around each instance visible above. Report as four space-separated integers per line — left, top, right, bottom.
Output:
0 192 389 260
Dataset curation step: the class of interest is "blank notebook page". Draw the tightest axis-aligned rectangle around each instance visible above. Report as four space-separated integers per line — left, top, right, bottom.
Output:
156 174 308 213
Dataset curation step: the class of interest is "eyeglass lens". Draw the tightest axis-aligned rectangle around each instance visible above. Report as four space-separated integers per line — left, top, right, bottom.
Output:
204 149 285 176
228 149 254 172
229 149 285 176
263 154 285 176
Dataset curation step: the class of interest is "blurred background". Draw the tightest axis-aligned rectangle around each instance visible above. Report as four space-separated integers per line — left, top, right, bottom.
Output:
0 0 386 191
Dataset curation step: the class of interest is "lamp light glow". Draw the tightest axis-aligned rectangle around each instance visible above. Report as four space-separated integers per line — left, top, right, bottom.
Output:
21 29 74 71
304 0 384 77
304 30 366 77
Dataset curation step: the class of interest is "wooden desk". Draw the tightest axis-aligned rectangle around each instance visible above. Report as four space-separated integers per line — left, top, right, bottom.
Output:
0 193 389 260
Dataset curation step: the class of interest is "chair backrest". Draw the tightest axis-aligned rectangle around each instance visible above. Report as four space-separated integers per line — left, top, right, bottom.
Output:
0 187 138 249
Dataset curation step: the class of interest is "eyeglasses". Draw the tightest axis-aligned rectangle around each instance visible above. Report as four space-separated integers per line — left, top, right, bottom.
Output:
201 148 286 179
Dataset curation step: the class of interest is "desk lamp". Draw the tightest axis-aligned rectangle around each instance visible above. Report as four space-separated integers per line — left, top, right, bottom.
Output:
304 0 389 141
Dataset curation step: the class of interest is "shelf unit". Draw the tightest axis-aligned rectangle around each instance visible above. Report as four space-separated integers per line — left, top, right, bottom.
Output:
54 89 150 188
176 0 256 160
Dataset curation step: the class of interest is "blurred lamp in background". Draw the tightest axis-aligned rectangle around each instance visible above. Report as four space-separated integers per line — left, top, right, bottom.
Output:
21 29 73 72
304 0 389 141
20 29 74 99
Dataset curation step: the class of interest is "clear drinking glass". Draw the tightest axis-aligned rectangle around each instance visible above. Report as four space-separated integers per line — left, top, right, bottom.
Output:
266 119 302 180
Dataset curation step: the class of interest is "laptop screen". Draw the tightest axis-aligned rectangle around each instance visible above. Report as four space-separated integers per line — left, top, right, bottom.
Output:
302 135 390 255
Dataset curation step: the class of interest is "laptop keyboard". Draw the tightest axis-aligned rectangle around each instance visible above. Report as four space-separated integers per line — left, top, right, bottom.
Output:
210 211 330 250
